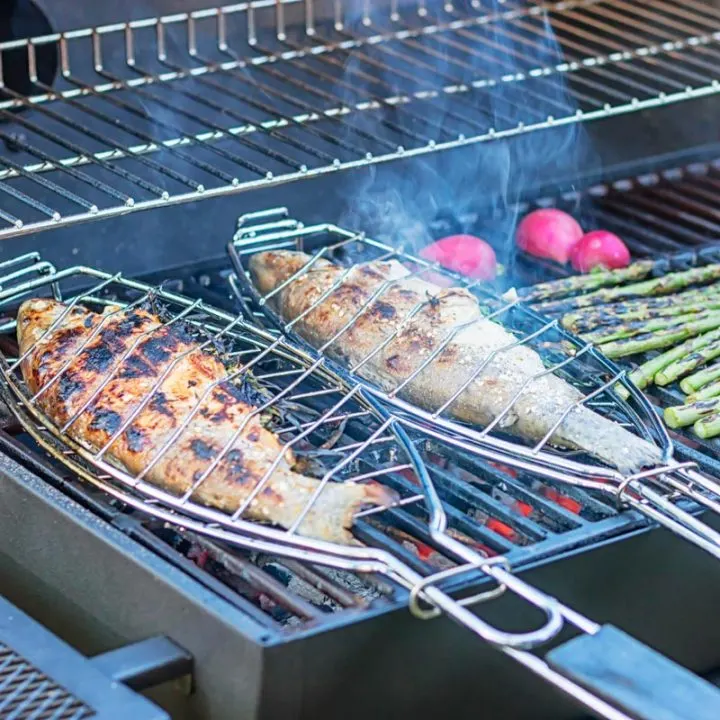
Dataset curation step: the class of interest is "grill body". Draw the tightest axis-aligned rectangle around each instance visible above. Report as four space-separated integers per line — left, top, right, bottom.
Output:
4 430 720 720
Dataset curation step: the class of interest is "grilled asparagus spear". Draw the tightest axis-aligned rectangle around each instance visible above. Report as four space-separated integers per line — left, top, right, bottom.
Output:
582 310 720 345
533 264 720 316
694 412 720 439
655 338 720 387
681 361 720 395
664 398 720 429
628 328 720 390
521 260 655 302
562 290 720 334
687 379 720 403
595 314 720 360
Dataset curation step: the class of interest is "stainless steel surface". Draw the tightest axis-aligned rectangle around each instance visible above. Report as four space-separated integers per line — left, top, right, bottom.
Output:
229 207 720 563
0 0 718 240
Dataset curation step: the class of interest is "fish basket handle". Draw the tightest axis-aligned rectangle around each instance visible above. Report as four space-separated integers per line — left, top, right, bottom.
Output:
399 559 720 720
617 463 720 561
401 556 565 648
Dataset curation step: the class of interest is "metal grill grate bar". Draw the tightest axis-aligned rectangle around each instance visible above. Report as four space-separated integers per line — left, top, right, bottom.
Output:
0 0 717 238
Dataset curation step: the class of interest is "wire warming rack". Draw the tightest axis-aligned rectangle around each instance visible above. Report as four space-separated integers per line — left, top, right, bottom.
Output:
0 0 718 239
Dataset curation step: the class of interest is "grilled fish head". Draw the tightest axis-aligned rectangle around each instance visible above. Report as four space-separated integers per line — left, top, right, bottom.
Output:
249 250 319 297
17 298 67 353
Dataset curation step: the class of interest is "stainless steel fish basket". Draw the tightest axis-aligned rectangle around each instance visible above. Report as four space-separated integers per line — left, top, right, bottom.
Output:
227 206 720 563
2 250 719 720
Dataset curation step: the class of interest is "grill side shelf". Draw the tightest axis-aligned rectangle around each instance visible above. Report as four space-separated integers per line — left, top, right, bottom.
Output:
0 594 191 719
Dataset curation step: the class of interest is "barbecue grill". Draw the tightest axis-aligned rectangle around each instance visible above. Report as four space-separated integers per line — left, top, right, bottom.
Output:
4 1 720 719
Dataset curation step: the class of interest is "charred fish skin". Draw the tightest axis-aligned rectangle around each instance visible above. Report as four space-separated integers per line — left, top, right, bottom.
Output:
249 251 662 473
16 298 394 544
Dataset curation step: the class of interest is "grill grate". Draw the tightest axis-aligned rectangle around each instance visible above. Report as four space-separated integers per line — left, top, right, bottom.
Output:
0 644 93 720
528 159 720 260
0 0 718 239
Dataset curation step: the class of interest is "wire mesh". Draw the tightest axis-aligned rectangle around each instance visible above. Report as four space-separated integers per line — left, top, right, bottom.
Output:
0 257 414 554
0 644 93 720
227 206 720 562
0 0 718 238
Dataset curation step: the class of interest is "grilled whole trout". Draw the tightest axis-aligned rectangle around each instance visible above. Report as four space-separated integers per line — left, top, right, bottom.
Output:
249 251 663 473
17 299 395 543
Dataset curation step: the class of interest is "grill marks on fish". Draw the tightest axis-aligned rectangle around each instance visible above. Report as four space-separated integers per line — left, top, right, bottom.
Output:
17 298 394 543
249 250 663 473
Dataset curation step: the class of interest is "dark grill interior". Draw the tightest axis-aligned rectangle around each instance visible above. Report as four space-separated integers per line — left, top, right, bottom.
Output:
523 158 720 259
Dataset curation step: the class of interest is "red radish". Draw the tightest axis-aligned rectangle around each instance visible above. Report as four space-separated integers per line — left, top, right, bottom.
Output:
516 208 583 264
570 230 631 272
420 233 497 281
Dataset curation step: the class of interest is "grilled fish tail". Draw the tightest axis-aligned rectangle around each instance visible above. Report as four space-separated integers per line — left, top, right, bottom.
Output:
552 405 662 474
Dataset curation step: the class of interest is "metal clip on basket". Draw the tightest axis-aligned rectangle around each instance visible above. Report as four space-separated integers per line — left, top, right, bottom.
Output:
0 253 718 720
227 207 720 566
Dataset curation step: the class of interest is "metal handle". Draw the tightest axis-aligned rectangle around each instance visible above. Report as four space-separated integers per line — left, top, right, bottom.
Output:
399 564 720 720
387 552 568 650
619 469 720 561
393 561 632 720
546 625 720 720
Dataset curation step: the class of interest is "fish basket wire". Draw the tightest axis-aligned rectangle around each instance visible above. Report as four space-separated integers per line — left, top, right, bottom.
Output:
0 250 644 720
227 206 720 563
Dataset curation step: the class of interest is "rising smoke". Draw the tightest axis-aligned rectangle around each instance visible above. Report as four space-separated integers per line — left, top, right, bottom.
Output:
335 0 597 270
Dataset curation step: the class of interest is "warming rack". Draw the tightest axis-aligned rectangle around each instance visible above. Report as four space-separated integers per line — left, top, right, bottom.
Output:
4 253 720 720
0 0 718 238
227 206 720 563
